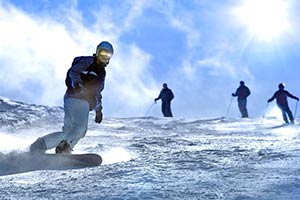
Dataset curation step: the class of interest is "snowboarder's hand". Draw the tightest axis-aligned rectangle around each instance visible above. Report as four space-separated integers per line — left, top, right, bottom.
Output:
154 98 157 104
297 97 299 101
267 99 271 103
231 93 235 97
95 110 103 124
71 80 83 89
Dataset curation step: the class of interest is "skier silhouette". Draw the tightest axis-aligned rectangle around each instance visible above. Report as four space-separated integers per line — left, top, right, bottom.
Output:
155 83 174 117
268 83 299 124
232 81 251 118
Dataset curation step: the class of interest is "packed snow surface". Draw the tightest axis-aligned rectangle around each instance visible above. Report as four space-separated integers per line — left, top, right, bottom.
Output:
1 97 300 199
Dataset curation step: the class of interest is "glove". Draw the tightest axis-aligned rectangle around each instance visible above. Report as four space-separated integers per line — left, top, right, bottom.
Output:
297 97 299 101
232 93 235 97
95 110 103 124
71 80 83 89
267 99 271 103
154 98 158 103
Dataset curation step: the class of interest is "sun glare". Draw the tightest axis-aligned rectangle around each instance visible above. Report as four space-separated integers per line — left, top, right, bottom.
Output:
234 0 290 41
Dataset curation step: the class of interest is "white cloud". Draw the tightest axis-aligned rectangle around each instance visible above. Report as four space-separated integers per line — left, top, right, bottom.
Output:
122 0 151 31
0 1 159 117
158 1 201 49
91 0 151 37
0 4 89 103
1 0 292 119
104 43 158 116
182 60 197 80
197 57 236 77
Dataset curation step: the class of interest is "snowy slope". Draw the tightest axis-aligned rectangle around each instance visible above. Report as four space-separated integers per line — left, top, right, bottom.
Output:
0 97 300 199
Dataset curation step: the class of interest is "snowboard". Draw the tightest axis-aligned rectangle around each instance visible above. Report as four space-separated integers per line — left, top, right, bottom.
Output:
0 152 102 176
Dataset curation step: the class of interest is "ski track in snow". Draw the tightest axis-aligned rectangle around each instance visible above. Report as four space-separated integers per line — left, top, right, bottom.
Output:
1 98 300 199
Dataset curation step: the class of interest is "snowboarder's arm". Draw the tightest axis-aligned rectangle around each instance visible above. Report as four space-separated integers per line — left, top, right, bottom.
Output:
95 78 105 111
94 94 103 123
94 92 103 112
69 57 94 88
94 79 105 124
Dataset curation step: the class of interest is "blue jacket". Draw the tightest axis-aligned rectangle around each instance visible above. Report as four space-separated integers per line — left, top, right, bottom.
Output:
65 56 106 111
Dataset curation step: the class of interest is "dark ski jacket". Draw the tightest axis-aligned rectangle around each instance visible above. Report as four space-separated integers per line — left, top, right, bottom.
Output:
268 89 298 106
65 56 106 111
156 88 174 103
232 85 251 101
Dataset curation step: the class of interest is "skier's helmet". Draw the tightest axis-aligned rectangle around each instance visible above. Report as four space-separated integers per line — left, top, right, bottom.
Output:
240 81 245 85
278 83 285 89
96 41 114 63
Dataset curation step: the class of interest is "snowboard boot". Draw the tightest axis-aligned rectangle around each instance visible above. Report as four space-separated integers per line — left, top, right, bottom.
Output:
30 137 47 154
55 140 72 154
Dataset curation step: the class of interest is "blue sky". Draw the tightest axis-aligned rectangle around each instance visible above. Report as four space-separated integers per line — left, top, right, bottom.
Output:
1 0 300 118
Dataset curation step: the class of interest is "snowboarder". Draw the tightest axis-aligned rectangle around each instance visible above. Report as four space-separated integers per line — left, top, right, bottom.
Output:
155 83 174 117
30 41 114 154
267 83 299 124
232 81 251 118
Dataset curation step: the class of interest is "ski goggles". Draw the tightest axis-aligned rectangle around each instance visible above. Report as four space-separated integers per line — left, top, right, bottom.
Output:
98 50 113 60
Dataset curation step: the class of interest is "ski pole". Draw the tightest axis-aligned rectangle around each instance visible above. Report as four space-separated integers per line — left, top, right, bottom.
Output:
225 96 233 118
294 100 298 119
261 102 269 124
145 102 155 117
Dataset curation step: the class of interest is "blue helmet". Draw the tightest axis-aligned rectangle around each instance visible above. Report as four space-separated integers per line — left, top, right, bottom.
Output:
96 41 114 54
